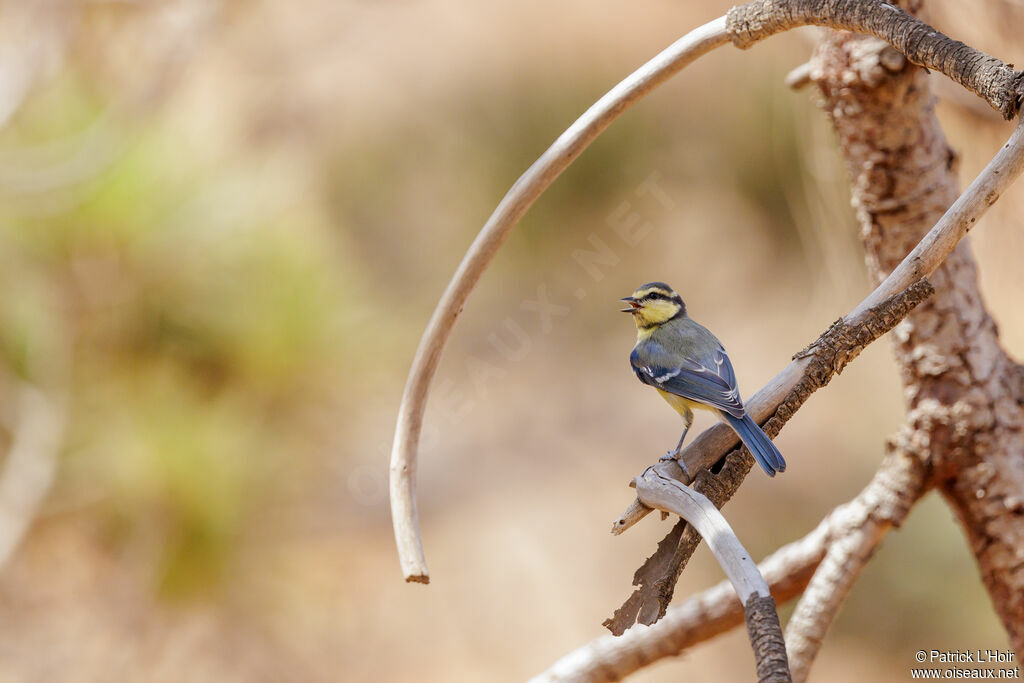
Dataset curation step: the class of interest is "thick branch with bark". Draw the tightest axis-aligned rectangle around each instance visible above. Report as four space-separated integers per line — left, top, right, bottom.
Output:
810 16 1024 656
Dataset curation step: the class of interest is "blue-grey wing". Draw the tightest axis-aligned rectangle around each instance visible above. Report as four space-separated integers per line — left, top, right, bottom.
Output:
630 341 745 417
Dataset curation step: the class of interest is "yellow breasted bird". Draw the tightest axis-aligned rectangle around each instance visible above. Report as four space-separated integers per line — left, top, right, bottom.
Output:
621 282 785 477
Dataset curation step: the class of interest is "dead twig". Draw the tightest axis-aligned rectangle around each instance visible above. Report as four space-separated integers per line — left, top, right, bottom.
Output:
785 62 813 90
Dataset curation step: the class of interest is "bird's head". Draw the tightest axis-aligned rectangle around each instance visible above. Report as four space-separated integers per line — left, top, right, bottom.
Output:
621 282 686 329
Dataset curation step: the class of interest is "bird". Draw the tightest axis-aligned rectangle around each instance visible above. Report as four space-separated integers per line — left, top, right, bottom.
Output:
621 281 785 477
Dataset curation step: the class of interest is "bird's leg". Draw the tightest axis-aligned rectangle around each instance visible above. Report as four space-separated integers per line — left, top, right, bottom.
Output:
670 426 690 455
659 410 693 479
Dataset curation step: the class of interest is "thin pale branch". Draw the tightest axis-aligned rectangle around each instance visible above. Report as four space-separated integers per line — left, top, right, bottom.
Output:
0 3 65 129
784 62 813 90
536 449 927 683
785 522 887 682
635 468 769 602
633 467 790 681
389 17 732 583
535 536 815 683
784 448 925 681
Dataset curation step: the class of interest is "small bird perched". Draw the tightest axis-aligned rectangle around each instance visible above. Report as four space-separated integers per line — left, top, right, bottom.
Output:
621 282 785 477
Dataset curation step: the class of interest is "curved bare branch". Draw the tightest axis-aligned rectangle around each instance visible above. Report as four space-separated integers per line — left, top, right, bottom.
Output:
636 468 771 604
389 17 732 583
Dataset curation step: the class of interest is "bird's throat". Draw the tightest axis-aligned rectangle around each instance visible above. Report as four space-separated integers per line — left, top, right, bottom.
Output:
635 322 658 341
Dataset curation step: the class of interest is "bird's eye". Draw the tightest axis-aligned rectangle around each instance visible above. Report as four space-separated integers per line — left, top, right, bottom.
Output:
646 292 664 301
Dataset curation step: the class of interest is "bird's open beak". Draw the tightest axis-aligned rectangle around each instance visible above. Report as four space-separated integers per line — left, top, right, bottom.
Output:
620 296 640 313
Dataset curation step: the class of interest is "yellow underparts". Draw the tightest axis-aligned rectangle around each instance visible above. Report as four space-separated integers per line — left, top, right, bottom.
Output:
657 389 715 421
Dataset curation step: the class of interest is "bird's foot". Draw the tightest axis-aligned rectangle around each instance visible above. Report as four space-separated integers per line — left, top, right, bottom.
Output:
660 449 692 480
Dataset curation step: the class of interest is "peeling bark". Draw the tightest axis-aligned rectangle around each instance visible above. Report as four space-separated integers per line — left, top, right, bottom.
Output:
810 2 1024 654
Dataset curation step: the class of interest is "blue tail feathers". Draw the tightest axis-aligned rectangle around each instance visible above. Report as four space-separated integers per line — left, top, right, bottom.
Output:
720 412 786 477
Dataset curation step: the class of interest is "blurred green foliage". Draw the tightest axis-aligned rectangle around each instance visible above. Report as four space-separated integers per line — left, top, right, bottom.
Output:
0 65 362 596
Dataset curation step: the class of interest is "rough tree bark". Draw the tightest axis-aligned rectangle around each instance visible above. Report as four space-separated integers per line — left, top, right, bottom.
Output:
809 0 1024 654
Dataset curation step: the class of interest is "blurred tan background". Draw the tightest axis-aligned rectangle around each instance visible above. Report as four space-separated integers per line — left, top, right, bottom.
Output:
0 0 1022 681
